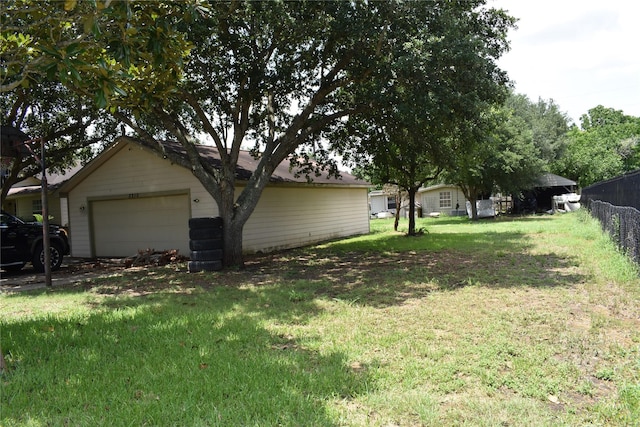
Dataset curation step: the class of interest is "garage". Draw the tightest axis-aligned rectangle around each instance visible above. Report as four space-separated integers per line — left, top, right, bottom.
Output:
59 139 370 259
91 193 190 257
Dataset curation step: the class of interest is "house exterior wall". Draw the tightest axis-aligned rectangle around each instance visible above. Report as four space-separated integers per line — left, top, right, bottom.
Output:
369 194 385 214
5 194 62 223
66 141 369 257
243 186 369 253
369 193 395 215
419 186 468 216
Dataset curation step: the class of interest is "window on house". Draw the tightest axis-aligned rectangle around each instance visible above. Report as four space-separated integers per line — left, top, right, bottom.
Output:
32 199 42 215
387 196 397 210
439 191 452 209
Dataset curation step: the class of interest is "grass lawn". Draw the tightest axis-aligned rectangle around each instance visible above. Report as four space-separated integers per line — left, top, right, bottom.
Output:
1 211 639 426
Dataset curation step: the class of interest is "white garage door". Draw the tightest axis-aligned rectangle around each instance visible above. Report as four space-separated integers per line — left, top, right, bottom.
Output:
92 194 190 257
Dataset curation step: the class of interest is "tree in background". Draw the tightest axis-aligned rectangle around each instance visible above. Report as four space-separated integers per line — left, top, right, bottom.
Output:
505 93 570 169
442 106 544 219
556 106 640 187
334 1 515 235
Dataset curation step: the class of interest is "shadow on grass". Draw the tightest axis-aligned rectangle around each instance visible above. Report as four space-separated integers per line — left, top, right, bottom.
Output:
1 284 372 426
2 215 594 424
265 249 585 308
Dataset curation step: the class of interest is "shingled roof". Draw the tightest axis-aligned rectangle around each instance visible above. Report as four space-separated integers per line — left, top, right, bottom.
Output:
534 173 577 188
122 136 369 187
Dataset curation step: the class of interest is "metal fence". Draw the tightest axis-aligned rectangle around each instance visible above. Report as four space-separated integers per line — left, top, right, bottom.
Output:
581 169 640 211
587 200 640 266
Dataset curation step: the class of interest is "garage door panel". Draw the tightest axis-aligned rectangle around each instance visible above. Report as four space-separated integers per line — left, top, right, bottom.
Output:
92 194 189 257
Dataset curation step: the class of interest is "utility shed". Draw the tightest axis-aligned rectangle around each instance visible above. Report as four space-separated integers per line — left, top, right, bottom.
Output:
59 137 371 258
514 173 578 213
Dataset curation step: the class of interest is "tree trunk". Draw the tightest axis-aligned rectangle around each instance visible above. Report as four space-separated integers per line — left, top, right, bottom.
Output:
393 191 400 231
217 178 246 269
469 196 478 221
213 161 274 269
407 187 417 235
222 219 244 269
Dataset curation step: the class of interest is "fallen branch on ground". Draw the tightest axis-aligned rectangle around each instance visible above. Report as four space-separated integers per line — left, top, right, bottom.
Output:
124 249 188 268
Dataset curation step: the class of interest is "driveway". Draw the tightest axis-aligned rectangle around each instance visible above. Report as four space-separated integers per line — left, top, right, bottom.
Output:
0 258 126 293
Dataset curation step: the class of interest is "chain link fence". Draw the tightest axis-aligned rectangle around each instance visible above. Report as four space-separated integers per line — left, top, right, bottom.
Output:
580 170 640 267
586 200 640 266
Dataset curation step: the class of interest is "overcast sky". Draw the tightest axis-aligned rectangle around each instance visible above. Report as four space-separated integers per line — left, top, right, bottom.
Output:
490 0 640 126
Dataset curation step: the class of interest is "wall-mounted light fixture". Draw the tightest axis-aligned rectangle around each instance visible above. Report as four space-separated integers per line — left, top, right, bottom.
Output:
193 198 199 203
79 205 86 212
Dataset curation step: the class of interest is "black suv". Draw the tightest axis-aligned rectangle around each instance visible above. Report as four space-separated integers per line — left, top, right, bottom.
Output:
1 211 70 272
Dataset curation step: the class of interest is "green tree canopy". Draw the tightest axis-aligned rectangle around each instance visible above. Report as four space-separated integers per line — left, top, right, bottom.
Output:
104 1 409 267
333 1 515 233
1 0 192 204
556 106 640 187
442 106 544 219
505 93 570 168
0 83 119 204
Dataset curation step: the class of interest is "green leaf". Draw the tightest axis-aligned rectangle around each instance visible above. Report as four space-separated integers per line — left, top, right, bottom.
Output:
64 0 77 11
95 90 107 109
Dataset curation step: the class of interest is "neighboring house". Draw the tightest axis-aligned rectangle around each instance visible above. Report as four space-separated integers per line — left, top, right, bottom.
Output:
369 189 397 216
58 137 371 258
418 184 468 217
3 164 83 226
369 184 468 218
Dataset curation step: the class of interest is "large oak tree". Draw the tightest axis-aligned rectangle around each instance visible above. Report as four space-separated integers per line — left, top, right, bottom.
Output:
6 0 517 266
332 1 515 234
101 1 403 268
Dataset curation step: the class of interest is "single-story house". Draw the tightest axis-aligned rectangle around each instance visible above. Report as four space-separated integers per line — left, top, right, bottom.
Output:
369 184 469 218
58 137 371 258
368 189 398 217
418 184 468 217
3 164 83 226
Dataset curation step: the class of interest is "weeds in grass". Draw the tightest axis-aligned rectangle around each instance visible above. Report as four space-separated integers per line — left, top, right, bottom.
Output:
2 213 639 426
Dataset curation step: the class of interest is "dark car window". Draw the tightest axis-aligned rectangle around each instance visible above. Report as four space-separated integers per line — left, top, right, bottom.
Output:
1 212 22 226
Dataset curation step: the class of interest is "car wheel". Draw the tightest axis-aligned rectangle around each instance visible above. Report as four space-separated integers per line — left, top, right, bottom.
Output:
32 242 64 272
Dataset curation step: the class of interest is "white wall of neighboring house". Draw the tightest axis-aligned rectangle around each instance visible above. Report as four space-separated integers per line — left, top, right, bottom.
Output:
4 193 63 223
419 185 468 216
369 191 396 215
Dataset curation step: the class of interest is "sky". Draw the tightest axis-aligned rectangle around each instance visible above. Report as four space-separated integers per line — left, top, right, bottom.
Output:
490 0 640 126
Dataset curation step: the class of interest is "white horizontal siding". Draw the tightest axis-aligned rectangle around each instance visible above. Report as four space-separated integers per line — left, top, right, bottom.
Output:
9 195 62 223
420 186 468 215
68 143 200 257
243 186 370 252
67 141 369 257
